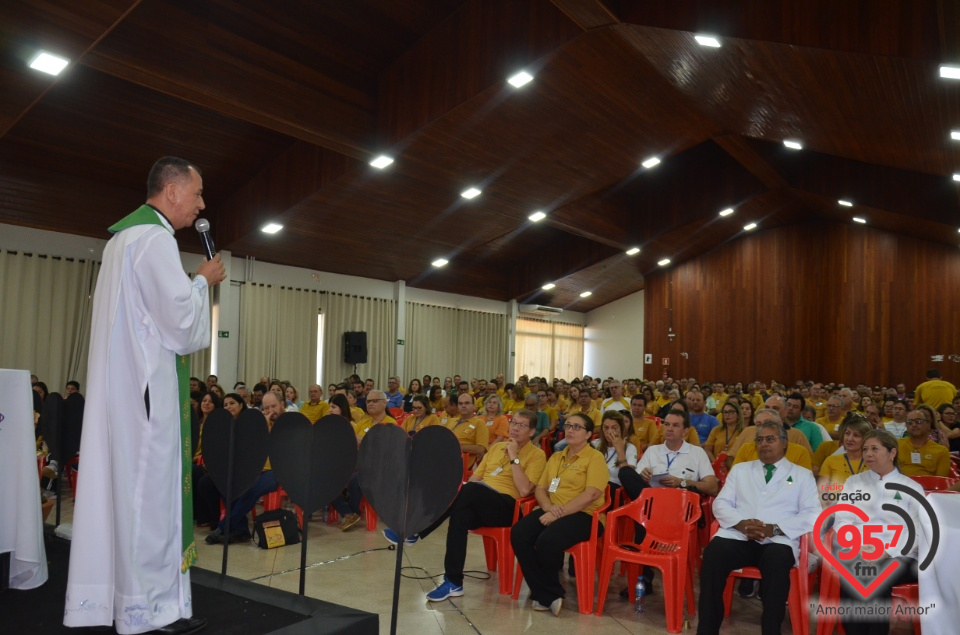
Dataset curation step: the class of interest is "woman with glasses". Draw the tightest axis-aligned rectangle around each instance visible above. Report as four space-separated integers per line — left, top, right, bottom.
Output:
935 403 960 452
402 395 439 436
835 429 927 635
705 401 744 463
511 412 607 616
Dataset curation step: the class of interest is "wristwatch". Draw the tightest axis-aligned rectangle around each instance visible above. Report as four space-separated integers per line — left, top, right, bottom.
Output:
771 524 782 536
510 458 521 465
680 479 687 489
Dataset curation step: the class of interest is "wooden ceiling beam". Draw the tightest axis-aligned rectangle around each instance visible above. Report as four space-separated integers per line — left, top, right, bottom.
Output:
713 134 788 189
548 0 620 31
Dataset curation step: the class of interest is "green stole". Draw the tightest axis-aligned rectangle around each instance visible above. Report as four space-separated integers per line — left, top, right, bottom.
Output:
109 204 199 572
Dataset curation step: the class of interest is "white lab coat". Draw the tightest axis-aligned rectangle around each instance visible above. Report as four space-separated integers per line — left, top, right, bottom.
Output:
712 458 821 563
64 212 210 633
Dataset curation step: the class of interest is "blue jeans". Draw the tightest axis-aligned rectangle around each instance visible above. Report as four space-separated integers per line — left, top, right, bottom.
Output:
219 470 279 534
330 472 363 516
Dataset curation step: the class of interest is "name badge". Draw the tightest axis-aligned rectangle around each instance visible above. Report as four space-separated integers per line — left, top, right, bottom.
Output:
548 477 560 493
469 424 476 429
911 452 921 465
490 466 503 476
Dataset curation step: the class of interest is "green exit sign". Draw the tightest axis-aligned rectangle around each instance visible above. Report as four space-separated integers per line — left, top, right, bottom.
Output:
218 331 230 338
397 339 405 345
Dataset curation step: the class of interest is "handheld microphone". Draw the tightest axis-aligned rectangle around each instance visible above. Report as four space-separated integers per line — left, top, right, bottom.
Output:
195 218 216 260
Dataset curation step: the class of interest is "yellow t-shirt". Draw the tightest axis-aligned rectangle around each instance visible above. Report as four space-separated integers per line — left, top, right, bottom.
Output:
704 424 740 460
355 415 398 440
542 406 559 427
300 400 330 424
816 416 843 438
538 445 608 514
819 453 868 485
402 413 440 435
349 406 366 422
473 441 547 499
566 406 602 428
629 417 659 453
447 415 490 448
813 441 840 469
483 414 510 440
729 426 812 457
897 439 951 477
732 443 812 470
651 425 700 446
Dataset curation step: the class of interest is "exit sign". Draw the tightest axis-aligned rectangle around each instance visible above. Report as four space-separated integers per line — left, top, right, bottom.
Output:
397 339 405 345
218 331 230 338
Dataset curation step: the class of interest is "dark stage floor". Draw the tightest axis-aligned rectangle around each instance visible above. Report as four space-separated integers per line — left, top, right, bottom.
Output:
0 534 377 634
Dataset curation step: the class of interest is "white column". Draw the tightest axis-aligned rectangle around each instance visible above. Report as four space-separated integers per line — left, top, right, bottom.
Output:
394 280 406 380
507 299 518 383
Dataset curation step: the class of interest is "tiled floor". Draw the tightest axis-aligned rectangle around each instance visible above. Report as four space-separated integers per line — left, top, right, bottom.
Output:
47 496 915 634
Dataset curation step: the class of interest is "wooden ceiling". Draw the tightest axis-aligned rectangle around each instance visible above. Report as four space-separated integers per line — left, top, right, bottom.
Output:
2 0 959 311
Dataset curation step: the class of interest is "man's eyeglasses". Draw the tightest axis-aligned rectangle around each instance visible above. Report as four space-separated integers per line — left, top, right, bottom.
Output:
755 435 780 445
509 421 529 429
366 398 385 403
564 423 587 432
906 418 927 425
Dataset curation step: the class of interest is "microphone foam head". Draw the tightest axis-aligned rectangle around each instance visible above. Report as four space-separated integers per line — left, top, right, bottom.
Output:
195 218 210 233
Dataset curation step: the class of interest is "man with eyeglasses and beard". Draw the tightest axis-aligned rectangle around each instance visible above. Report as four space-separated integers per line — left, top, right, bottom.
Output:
383 410 546 602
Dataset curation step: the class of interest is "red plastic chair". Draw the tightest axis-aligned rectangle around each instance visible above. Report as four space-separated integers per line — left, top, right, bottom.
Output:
512 485 611 614
261 486 304 529
910 475 958 491
469 495 535 595
714 521 814 635
388 407 403 419
595 489 701 633
361 496 377 531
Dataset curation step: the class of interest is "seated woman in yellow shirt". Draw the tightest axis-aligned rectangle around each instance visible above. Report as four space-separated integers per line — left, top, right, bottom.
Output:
704 401 744 463
403 395 441 436
817 416 872 503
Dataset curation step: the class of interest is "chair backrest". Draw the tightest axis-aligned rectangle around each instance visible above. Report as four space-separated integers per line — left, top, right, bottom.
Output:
712 452 728 484
910 475 958 491
625 488 701 545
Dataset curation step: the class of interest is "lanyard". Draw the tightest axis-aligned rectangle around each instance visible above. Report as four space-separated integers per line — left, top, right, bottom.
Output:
845 454 863 475
666 450 680 471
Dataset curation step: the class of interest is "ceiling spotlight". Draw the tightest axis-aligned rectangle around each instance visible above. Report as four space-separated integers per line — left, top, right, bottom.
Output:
580 291 593 298
626 247 640 256
940 65 960 79
461 187 482 199
261 223 283 234
29 51 69 76
657 258 671 266
783 140 803 150
369 155 394 169
431 258 449 268
641 156 661 169
951 131 960 141
743 222 758 231
838 200 853 207
507 70 533 88
528 211 546 222
542 282 556 290
852 217 867 224
953 174 960 182
719 208 734 217
694 35 721 48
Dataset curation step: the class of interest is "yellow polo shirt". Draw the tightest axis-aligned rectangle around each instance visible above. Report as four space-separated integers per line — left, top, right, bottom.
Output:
402 413 440 435
300 400 330 424
447 415 490 448
354 415 397 440
819 453 868 485
630 416 659 452
473 441 547 499
732 442 812 470
897 439 951 477
538 445 608 514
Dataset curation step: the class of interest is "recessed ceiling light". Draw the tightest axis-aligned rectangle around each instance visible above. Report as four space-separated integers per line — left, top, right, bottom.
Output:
542 282 556 290
579 291 593 298
261 223 283 234
743 222 758 231
657 258 671 266
694 35 721 48
507 70 533 88
528 211 546 222
719 208 734 217
783 140 803 150
954 174 960 182
641 156 661 169
626 247 640 256
940 65 960 80
838 200 853 207
369 155 394 169
951 131 960 141
29 51 69 76
461 187 482 199
431 258 449 268
852 217 867 224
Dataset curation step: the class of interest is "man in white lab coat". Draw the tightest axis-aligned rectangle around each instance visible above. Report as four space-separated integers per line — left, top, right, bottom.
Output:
697 411 820 635
64 157 225 635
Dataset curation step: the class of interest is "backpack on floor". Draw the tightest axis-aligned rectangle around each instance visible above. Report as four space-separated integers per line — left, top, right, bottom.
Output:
252 508 301 549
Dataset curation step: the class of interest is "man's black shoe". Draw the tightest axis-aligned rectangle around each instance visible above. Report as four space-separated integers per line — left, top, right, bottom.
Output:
148 617 208 635
204 529 223 545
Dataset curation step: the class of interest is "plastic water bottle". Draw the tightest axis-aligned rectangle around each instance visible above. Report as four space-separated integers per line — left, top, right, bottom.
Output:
635 575 646 614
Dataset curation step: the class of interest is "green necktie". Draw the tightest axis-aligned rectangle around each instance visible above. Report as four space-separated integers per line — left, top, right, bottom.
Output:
764 464 776 483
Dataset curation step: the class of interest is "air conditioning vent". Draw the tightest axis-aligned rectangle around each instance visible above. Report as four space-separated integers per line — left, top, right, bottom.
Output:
519 304 563 316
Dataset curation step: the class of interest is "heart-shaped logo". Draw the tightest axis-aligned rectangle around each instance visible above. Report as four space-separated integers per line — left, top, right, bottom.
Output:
813 503 902 598
357 424 463 538
268 412 358 515
202 408 270 498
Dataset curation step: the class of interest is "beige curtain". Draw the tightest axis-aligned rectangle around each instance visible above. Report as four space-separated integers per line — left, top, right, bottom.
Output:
320 293 395 390
0 250 98 392
515 317 584 380
404 302 508 381
238 283 320 395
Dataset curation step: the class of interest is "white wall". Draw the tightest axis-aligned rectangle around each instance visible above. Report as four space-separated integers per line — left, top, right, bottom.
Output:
584 289 645 379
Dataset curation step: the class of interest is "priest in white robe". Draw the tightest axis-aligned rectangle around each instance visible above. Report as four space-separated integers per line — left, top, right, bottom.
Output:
64 157 225 635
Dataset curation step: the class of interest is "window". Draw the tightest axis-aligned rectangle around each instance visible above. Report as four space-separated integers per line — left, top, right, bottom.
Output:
515 318 584 379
